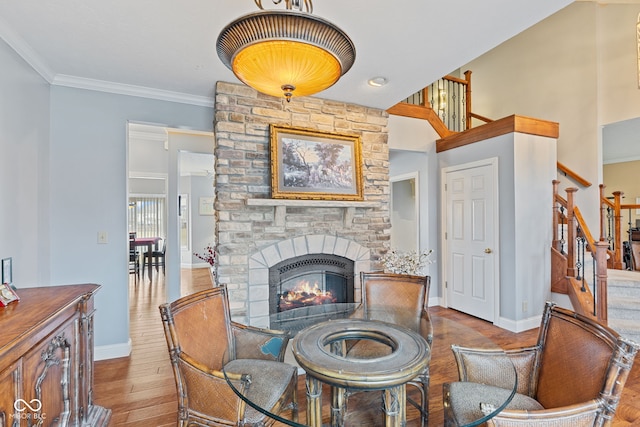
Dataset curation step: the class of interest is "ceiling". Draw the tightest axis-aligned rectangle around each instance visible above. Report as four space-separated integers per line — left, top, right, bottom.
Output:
0 0 574 110
603 117 640 164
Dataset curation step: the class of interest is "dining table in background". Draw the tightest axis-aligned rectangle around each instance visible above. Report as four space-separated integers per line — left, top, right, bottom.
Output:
132 236 160 281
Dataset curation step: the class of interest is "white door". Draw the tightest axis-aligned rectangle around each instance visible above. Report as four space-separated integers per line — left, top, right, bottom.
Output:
444 159 498 322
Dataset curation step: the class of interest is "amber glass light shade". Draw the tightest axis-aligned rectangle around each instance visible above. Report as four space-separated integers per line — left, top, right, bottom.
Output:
217 10 355 101
232 41 342 98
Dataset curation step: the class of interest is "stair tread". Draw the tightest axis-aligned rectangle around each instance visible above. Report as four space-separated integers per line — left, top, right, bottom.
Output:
608 318 640 330
608 296 640 306
607 269 640 283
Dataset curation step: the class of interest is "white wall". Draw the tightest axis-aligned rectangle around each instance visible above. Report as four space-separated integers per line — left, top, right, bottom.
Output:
463 2 600 228
0 38 51 288
599 3 640 125
462 2 640 232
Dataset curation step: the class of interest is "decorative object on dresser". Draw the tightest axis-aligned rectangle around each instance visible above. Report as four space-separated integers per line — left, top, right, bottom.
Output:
0 283 19 307
0 284 111 426
1 257 12 287
270 125 364 201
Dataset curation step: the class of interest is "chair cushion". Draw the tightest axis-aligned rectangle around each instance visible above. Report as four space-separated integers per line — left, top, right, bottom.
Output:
446 382 544 425
225 358 296 424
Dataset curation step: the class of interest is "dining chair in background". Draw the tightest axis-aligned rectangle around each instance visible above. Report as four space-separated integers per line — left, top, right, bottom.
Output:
144 237 166 275
443 301 639 426
349 271 433 426
128 232 140 282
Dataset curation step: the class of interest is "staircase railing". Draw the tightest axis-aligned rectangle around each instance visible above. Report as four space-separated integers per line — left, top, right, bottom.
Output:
602 188 640 270
552 181 609 323
388 70 492 137
557 161 591 187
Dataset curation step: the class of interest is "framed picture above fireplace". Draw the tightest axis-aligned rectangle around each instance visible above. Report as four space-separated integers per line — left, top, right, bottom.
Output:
270 125 363 201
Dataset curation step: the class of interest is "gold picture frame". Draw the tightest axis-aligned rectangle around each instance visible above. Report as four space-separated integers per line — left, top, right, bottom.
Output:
270 125 363 200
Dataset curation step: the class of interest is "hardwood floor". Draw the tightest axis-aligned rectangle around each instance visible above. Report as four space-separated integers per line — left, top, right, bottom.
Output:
93 271 640 426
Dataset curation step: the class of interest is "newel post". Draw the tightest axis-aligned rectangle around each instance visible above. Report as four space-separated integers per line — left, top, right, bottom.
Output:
552 180 561 251
565 187 578 278
464 70 472 130
613 191 624 269
595 240 609 325
599 184 606 242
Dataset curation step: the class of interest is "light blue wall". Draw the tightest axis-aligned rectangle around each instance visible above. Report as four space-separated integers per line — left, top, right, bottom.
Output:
438 132 556 328
389 150 439 300
48 87 213 348
0 39 51 287
0 43 215 351
189 175 215 267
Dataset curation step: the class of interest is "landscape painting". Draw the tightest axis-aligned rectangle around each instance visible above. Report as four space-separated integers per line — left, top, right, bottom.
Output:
270 125 363 200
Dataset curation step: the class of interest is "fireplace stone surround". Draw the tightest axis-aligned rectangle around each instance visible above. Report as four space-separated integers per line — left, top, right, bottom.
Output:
213 82 391 327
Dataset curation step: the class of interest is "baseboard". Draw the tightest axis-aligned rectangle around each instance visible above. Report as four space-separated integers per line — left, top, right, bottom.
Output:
428 296 443 307
432 297 540 333
494 315 540 333
94 338 132 361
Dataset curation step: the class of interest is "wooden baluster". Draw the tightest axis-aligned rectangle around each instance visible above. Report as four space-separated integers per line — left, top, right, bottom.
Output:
613 191 624 269
566 187 578 278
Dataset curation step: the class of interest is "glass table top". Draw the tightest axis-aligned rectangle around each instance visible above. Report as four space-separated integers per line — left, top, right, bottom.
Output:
224 304 517 427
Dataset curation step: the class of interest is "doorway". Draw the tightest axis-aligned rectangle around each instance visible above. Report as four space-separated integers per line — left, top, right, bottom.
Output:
127 123 214 305
390 173 419 253
442 158 498 322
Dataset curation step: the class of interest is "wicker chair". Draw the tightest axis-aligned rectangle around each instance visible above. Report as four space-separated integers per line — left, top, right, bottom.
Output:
348 271 433 426
443 301 639 427
159 285 298 427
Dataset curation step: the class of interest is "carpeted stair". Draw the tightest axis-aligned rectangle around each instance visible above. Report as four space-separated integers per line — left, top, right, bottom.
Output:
607 269 640 344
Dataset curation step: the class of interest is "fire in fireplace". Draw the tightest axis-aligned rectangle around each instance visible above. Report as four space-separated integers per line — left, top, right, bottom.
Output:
278 278 338 311
269 254 355 316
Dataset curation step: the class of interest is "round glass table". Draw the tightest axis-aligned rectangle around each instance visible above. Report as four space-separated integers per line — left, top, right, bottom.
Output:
292 317 430 427
223 304 517 427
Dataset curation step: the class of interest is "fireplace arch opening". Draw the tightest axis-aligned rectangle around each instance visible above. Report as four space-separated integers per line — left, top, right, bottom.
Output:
269 253 355 319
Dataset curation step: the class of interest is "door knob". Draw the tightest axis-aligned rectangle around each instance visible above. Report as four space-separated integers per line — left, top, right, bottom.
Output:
484 248 492 254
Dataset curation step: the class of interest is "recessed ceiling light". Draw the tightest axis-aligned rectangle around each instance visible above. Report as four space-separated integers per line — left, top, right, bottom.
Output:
368 77 388 87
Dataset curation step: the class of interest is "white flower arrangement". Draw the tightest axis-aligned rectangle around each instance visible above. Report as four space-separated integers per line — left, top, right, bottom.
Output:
380 248 434 276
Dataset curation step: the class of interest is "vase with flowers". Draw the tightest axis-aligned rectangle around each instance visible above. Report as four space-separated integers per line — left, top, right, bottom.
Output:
380 248 434 276
194 244 217 285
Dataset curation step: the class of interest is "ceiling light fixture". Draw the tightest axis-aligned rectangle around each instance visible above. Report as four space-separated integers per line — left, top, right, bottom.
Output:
216 0 356 102
368 77 388 87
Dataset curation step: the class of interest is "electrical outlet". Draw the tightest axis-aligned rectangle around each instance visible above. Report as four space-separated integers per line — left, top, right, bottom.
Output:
522 300 528 313
97 231 108 244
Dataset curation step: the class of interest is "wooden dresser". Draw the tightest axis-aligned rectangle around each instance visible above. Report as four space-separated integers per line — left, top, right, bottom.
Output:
0 284 111 426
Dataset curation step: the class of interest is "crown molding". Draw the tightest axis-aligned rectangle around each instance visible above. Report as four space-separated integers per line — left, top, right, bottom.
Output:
603 155 640 165
0 16 55 83
0 17 214 108
52 74 215 107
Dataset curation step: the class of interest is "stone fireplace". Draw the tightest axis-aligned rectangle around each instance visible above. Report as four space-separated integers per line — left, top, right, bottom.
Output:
213 82 390 327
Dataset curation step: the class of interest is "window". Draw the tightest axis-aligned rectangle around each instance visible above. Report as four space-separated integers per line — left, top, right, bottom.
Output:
128 196 166 238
